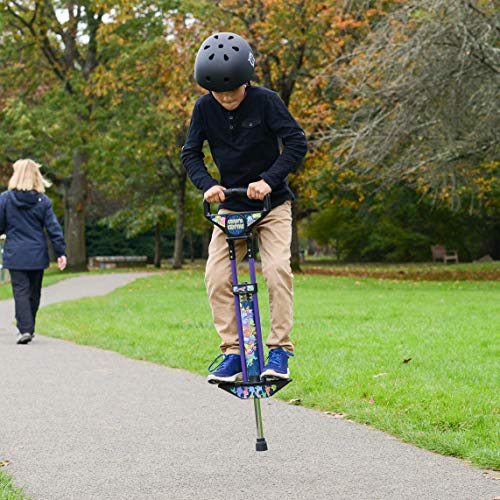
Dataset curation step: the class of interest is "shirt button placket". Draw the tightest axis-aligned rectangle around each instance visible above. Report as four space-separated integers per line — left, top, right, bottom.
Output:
228 114 234 131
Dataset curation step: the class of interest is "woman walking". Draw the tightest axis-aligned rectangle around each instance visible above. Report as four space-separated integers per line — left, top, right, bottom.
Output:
0 159 67 344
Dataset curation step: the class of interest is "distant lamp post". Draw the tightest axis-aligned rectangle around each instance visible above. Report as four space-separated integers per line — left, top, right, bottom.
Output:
0 235 5 282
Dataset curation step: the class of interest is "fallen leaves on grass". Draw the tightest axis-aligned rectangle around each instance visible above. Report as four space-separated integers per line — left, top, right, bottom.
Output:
0 460 10 467
302 266 500 281
373 372 388 378
483 470 500 481
324 411 348 419
403 357 413 364
288 398 303 405
361 393 376 404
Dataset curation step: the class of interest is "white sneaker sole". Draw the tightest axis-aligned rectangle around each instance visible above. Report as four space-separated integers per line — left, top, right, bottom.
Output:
16 333 33 345
260 368 290 379
207 372 243 383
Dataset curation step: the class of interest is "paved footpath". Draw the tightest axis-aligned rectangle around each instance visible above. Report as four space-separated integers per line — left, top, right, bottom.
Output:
0 274 498 500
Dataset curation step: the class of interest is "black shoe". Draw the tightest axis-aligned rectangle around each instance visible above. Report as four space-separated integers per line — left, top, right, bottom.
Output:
16 333 33 345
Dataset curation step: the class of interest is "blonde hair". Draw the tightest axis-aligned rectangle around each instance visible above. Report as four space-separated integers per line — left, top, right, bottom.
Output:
8 159 52 193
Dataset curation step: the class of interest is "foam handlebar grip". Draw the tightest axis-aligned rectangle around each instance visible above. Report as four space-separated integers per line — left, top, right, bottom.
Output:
203 187 271 217
223 187 248 198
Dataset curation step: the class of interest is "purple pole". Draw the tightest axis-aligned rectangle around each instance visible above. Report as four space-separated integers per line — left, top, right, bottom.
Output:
248 257 265 374
230 259 249 383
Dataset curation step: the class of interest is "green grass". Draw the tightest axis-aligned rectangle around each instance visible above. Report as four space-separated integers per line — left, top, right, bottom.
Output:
36 270 500 469
0 470 26 499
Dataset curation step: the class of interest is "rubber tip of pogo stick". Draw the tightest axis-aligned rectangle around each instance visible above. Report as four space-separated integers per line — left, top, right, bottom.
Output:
256 438 268 452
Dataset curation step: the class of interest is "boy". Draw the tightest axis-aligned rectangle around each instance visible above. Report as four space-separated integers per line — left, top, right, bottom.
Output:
181 32 307 382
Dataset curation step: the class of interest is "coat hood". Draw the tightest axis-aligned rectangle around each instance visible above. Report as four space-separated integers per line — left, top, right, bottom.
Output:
8 190 42 209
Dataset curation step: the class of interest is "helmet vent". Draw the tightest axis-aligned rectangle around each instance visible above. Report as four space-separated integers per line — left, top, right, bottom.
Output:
205 76 211 81
228 35 234 39
224 54 229 61
218 44 223 48
214 35 219 39
209 54 215 60
232 46 239 52
224 77 230 82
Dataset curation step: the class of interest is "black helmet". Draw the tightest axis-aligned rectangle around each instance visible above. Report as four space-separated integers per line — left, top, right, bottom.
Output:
194 32 255 92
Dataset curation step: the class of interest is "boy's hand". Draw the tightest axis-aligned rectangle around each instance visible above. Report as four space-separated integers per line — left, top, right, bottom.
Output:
248 180 272 200
204 185 226 203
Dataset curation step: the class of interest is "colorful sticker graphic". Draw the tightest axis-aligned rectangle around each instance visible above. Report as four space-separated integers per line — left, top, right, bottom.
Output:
246 213 262 227
211 215 226 228
229 383 277 399
226 214 246 236
240 299 259 378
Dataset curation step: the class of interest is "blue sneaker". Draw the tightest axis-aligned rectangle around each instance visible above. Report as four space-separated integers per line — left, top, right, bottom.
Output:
261 348 294 379
207 354 242 383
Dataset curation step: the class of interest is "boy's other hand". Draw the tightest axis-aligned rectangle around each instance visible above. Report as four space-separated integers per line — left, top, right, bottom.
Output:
248 180 272 200
204 185 226 203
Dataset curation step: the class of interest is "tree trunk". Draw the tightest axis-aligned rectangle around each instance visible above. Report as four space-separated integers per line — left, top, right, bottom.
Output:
290 200 302 273
189 232 195 262
172 170 187 269
63 153 88 271
154 224 161 268
202 230 210 260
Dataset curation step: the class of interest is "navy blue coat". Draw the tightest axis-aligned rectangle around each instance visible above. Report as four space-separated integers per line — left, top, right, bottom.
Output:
0 190 66 270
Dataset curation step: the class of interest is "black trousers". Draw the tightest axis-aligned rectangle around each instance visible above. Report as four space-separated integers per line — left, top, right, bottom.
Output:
9 269 44 335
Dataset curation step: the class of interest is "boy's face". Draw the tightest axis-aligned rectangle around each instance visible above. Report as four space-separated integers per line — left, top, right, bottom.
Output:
211 84 247 111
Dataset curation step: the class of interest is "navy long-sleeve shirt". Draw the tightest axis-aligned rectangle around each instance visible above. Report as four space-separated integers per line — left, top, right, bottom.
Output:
0 190 66 270
181 85 308 211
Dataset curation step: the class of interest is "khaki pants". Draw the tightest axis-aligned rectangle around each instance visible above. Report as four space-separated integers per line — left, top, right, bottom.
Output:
205 201 294 355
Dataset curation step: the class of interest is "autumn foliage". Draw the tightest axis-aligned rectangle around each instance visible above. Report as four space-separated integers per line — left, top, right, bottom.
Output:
0 0 497 264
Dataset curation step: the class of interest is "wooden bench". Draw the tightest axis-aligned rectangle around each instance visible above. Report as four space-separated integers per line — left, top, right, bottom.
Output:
88 255 148 269
431 245 459 264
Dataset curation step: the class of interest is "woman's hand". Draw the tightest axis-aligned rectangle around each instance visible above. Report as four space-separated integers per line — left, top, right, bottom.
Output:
58 255 67 271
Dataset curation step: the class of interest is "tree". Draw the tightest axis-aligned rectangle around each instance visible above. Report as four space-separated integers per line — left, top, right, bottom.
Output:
0 0 109 269
321 0 499 213
89 3 205 268
0 1 202 269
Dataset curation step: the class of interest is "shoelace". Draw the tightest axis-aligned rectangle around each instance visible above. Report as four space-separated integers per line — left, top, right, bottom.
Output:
267 349 293 365
208 354 228 373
